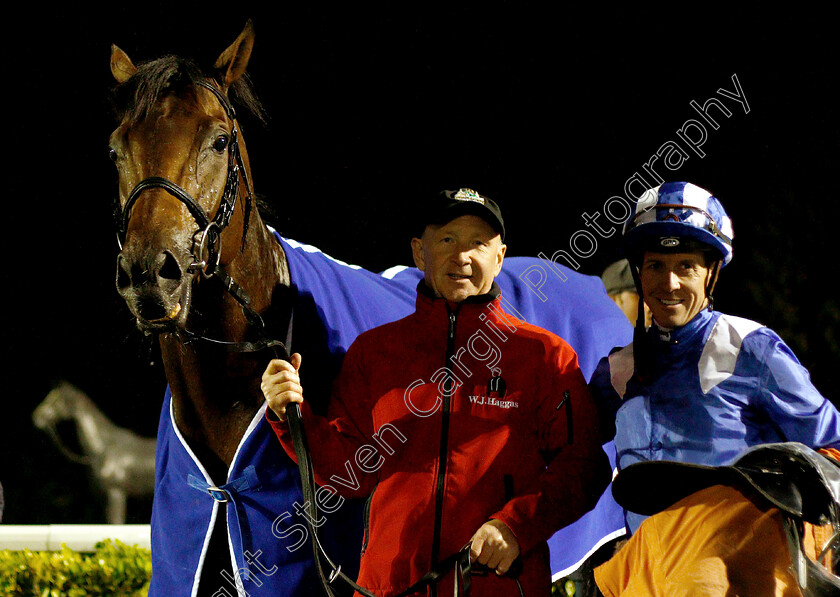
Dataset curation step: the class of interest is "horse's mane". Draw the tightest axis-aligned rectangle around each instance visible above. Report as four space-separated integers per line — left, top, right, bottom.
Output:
110 54 268 127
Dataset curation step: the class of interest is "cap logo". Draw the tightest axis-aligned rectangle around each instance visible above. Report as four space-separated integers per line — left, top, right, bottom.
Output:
661 237 680 247
453 188 485 205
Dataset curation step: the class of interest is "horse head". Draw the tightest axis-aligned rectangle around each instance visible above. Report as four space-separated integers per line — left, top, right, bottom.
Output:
110 21 268 336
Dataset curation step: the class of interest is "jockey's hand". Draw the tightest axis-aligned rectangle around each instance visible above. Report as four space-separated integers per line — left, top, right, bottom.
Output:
469 519 521 576
262 353 304 422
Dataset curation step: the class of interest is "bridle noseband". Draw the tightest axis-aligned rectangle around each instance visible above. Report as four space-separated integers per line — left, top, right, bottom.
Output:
114 80 253 278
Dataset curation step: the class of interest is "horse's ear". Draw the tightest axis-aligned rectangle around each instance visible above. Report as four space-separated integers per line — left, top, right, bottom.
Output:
214 20 255 89
111 44 137 83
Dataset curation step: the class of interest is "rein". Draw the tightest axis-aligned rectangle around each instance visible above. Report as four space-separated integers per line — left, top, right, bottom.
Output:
286 404 524 597
114 78 522 596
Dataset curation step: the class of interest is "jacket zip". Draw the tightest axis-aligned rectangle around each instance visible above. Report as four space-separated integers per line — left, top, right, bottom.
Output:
361 483 377 556
563 389 573 444
430 306 458 593
556 389 575 445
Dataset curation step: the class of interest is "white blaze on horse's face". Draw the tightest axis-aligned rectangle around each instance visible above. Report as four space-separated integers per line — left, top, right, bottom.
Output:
109 24 255 333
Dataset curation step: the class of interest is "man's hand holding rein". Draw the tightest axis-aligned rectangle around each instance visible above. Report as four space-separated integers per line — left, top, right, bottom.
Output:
262 353 304 421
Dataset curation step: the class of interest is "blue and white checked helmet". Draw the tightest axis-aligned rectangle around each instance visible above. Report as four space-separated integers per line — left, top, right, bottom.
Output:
623 182 734 266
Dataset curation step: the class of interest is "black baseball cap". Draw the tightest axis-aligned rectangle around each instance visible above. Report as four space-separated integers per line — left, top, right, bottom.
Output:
417 188 505 240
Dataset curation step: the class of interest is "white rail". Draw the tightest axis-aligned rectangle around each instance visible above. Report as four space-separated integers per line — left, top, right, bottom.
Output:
0 524 151 551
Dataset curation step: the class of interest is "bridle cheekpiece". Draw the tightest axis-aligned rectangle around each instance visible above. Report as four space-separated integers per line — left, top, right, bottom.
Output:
114 80 253 278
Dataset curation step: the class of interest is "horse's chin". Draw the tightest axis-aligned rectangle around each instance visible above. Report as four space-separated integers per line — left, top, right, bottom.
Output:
129 281 193 334
135 301 186 333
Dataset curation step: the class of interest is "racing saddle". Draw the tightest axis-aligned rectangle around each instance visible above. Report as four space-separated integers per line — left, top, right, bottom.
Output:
611 442 840 596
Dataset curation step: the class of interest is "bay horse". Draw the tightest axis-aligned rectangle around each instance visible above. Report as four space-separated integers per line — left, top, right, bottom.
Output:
109 20 633 597
110 21 324 597
111 21 410 596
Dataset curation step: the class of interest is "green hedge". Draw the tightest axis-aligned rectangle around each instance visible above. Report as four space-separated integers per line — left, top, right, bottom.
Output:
0 539 150 596
0 539 580 596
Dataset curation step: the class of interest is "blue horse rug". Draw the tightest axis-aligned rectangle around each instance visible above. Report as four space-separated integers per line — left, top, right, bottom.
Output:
148 231 632 595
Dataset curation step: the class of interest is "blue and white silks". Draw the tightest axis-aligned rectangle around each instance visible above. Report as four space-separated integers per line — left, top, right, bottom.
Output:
149 231 632 595
591 308 840 534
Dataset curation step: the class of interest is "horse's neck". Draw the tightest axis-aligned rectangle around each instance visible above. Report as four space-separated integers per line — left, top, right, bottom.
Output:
161 219 290 475
233 220 290 313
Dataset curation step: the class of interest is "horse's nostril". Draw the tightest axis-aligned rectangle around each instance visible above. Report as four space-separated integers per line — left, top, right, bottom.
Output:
117 251 184 296
159 251 182 281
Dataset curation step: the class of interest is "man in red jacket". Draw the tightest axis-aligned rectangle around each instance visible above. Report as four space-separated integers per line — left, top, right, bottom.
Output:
262 188 611 596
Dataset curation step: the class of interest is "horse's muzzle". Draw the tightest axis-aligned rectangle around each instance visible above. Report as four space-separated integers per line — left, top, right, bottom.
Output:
116 248 192 330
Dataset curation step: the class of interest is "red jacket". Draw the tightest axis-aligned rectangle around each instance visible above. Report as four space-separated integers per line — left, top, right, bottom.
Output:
269 283 610 596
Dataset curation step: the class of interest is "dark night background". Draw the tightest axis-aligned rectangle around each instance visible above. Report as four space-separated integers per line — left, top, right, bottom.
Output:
2 7 837 526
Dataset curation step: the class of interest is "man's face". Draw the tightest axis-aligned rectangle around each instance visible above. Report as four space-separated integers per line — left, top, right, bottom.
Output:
411 215 506 303
639 250 713 329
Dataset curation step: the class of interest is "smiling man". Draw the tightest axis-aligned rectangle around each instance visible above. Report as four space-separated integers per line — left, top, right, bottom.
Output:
638 250 712 329
588 182 840 594
262 188 610 596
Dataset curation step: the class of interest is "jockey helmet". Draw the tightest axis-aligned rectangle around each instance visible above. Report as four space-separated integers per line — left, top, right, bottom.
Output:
623 182 733 267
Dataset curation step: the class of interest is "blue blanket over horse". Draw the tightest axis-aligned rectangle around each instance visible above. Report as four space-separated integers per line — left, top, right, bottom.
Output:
149 232 632 596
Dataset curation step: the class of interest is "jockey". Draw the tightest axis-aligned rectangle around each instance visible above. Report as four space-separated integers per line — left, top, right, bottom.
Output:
589 181 840 595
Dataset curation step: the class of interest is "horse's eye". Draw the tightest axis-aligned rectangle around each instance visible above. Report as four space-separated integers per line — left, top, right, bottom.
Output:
108 148 118 162
212 135 229 152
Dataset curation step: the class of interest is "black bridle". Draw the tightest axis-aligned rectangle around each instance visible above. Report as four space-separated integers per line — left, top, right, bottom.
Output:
113 79 283 354
115 80 252 275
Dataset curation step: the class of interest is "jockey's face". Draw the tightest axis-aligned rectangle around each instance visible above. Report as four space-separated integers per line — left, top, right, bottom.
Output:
412 215 506 303
639 250 713 329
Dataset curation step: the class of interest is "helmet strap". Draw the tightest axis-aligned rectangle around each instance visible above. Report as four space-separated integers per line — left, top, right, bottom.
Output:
628 260 654 384
705 260 722 311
